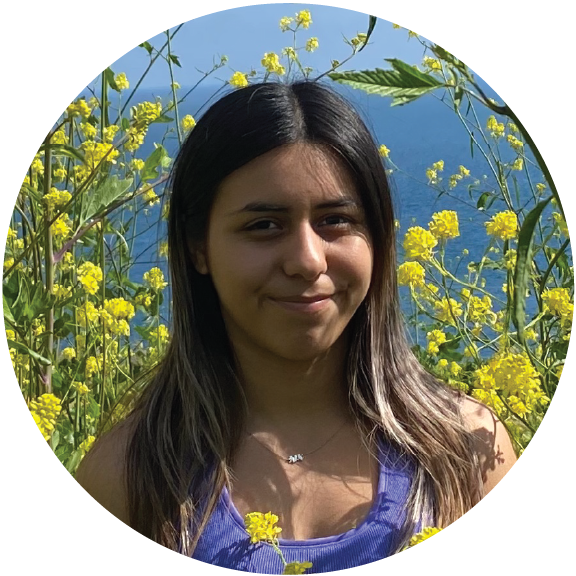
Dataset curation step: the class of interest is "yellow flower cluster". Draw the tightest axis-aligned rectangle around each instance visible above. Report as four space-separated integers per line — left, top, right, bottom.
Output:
507 134 524 152
467 295 495 324
407 527 442 548
103 125 120 143
80 435 96 454
262 53 286 75
283 562 313 575
43 187 71 214
244 511 282 544
485 211 518 240
74 141 120 182
542 287 573 327
52 130 68 145
61 347 76 361
132 100 162 127
143 267 168 291
553 212 569 237
428 210 459 239
52 284 72 300
403 226 437 260
434 297 463 325
101 298 136 336
80 122 97 140
72 381 90 395
449 165 470 189
511 158 523 171
305 37 319 52
135 292 153 308
86 355 102 378
66 99 91 118
29 394 62 441
486 115 505 138
473 352 549 416
142 189 160 206
426 329 447 355
423 56 442 71
379 144 390 158
77 262 103 295
153 324 170 344
296 10 312 29
77 301 99 326
397 261 426 288
229 71 249 88
114 72 129 91
51 214 72 239
181 114 196 132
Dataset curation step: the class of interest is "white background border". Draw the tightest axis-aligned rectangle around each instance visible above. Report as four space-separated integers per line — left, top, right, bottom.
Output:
1 1 573 574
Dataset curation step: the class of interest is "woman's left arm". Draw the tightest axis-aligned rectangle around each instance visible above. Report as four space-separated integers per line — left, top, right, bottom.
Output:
459 396 518 495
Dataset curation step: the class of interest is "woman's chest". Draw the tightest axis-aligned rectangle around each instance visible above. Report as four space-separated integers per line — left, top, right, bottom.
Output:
228 441 380 540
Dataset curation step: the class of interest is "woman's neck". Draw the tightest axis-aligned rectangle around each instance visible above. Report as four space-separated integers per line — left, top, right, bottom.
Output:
232 335 352 431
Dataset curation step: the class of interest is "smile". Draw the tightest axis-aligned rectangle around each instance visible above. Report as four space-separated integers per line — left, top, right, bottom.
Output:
268 294 334 314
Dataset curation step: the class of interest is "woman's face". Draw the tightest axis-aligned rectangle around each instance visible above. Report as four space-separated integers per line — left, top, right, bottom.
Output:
193 142 373 362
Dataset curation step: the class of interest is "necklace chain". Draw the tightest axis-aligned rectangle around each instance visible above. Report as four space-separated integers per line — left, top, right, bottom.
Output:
247 420 348 464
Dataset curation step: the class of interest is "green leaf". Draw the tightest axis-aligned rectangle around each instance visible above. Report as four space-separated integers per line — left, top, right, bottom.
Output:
7 339 51 366
454 86 463 110
104 67 120 92
141 145 167 182
513 197 553 345
329 60 443 102
80 176 133 223
151 114 174 124
358 15 377 53
121 117 130 130
3 294 15 324
65 449 83 474
477 191 496 211
168 54 182 67
469 133 474 158
38 143 85 164
139 41 153 55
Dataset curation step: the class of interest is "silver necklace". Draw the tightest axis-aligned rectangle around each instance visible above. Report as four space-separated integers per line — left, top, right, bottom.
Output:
247 421 348 464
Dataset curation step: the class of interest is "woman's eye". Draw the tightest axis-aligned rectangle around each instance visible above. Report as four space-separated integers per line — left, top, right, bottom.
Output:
322 215 352 226
245 220 279 231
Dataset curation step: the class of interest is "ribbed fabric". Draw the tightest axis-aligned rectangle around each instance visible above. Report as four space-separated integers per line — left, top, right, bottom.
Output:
191 441 416 573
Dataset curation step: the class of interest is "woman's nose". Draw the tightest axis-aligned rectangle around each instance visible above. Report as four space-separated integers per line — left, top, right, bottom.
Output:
282 223 327 280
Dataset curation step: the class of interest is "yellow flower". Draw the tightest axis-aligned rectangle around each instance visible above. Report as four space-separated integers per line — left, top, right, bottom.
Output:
406 527 442 548
244 511 282 544
43 188 72 214
428 210 459 239
485 211 518 240
542 287 573 327
379 144 390 158
448 174 462 189
279 16 294 31
511 158 523 171
143 267 168 291
426 168 438 184
553 212 569 237
79 435 96 454
29 394 62 441
486 115 505 138
296 10 312 29
449 361 462 376
103 125 120 143
130 158 145 171
283 562 313 575
434 298 463 325
471 388 506 417
67 99 91 118
114 72 129 91
229 71 249 88
459 165 470 177
77 262 103 295
507 134 524 152
142 189 160 206
72 381 90 395
52 130 68 145
536 183 547 194
305 37 319 52
85 356 101 378
282 47 297 60
52 284 72 300
437 359 449 370
77 301 99 327
262 53 285 75
51 214 72 238
423 57 442 71
403 227 438 260
468 295 494 323
426 329 447 355
397 261 426 288
80 122 97 140
181 114 196 132
432 160 444 172
132 101 162 126
61 347 76 361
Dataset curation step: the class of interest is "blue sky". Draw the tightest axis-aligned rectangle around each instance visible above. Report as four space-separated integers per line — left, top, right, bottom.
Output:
109 4 427 89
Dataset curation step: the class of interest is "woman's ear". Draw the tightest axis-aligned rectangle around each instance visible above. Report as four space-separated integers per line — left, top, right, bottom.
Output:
188 240 210 275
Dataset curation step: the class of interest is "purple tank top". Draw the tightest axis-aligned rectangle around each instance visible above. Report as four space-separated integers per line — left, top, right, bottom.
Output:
191 440 417 573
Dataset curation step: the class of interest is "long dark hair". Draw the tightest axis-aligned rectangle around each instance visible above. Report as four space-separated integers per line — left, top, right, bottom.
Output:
125 81 483 555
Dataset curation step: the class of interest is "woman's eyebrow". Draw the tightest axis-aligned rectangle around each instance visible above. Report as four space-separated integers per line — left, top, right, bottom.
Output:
229 198 360 215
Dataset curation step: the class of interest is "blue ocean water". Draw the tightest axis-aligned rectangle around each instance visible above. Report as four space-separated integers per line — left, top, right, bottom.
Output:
105 81 568 339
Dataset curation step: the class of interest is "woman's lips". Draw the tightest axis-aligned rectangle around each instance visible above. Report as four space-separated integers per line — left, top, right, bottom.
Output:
269 294 334 313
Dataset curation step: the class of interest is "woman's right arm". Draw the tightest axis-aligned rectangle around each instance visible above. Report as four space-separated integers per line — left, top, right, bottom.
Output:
75 419 134 525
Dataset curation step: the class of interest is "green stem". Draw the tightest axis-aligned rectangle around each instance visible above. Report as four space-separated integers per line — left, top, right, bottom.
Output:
43 142 54 394
165 31 182 146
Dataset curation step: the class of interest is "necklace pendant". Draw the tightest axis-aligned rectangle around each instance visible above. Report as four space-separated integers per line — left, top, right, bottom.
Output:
287 453 304 464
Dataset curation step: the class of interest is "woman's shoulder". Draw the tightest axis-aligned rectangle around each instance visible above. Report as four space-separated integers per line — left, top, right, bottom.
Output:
75 413 138 525
452 391 518 494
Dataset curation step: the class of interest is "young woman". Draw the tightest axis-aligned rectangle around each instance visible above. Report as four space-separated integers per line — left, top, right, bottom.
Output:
76 81 517 572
